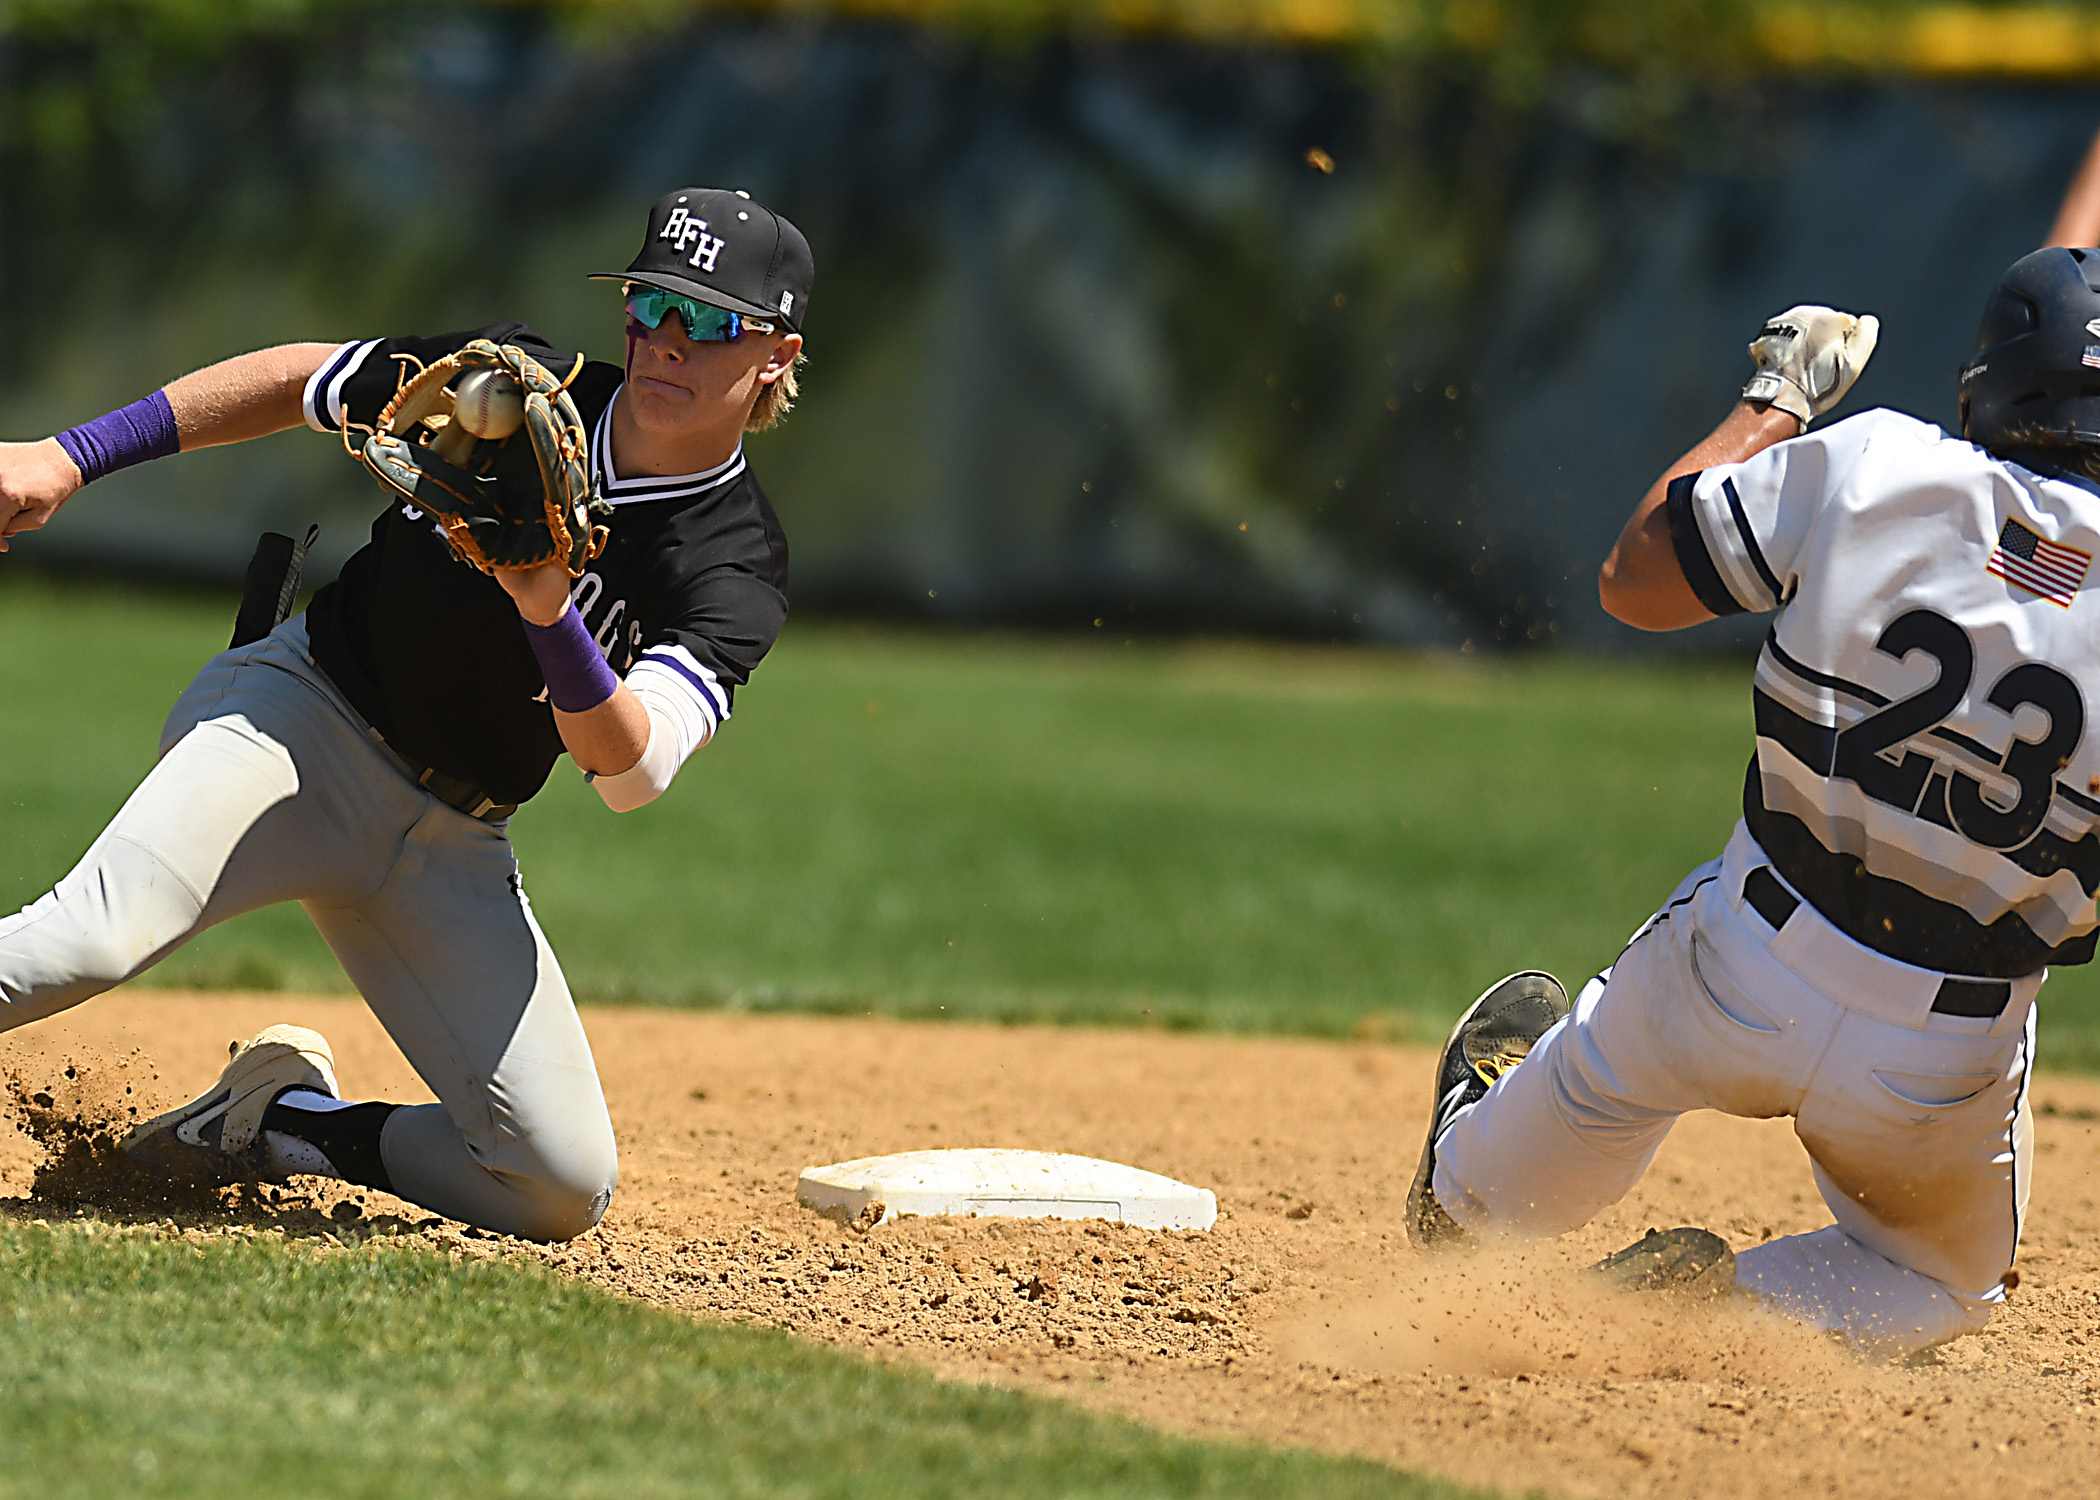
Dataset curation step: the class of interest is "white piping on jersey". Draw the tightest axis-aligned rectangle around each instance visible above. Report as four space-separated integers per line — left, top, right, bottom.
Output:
301 339 381 433
589 393 747 506
635 642 729 726
1755 638 1889 735
1752 651 1876 736
1756 632 1886 712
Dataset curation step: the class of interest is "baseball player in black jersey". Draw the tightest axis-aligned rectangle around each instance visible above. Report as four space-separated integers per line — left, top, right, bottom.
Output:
0 188 810 1240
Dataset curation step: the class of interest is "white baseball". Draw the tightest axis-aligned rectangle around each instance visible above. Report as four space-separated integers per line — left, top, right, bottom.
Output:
452 370 525 440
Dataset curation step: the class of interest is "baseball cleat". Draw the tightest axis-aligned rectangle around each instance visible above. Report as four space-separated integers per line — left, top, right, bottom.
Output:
122 1024 339 1168
1591 1227 1737 1298
1405 970 1570 1248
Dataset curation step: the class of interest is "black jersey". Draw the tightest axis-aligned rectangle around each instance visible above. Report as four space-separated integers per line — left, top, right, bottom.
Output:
301 322 789 807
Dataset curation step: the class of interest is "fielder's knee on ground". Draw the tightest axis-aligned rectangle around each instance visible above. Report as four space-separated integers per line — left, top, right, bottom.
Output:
382 1098 618 1242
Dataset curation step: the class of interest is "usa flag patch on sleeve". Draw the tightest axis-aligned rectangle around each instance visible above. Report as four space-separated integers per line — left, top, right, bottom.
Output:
1988 517 2092 608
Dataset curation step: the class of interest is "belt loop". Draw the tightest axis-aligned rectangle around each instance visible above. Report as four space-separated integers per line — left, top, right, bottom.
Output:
1742 865 1800 932
1931 976 2012 1020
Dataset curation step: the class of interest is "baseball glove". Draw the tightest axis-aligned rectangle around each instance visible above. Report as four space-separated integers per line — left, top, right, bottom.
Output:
351 339 611 577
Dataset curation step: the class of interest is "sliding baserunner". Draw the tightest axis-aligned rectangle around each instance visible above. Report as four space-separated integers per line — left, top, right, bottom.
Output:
1411 259 2100 1354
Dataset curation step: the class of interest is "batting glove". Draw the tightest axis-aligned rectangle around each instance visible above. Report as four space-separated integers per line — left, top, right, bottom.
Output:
1742 305 1879 427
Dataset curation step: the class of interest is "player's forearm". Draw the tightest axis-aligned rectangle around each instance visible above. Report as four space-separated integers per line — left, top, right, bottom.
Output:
0 342 342 554
164 343 340 450
555 686 652 778
529 604 654 773
493 562 654 777
1600 401 1800 631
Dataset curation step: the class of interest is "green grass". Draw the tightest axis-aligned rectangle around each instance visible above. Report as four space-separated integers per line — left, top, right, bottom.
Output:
520 626 1749 1037
0 1218 1471 1499
8 572 2100 1065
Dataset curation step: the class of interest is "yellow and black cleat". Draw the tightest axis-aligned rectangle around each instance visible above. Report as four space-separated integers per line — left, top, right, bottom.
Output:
1405 971 1571 1249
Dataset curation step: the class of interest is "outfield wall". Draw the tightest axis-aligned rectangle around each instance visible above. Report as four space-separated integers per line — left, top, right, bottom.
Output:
0 9 2091 649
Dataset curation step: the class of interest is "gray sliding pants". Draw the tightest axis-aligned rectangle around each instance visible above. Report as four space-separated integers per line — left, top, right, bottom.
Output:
0 616 616 1241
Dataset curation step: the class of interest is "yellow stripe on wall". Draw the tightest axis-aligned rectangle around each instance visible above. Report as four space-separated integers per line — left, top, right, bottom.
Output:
535 0 2100 75
1763 7 2100 76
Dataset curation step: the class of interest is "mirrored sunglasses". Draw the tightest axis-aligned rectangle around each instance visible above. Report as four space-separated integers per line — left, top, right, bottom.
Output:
624 285 776 343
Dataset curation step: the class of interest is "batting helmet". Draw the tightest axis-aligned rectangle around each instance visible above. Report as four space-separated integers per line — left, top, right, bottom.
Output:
1959 246 2100 452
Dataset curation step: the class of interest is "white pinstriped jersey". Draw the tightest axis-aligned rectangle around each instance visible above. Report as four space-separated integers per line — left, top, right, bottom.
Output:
1670 409 2100 976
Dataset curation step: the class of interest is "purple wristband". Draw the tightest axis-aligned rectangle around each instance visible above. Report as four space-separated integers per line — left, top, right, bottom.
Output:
523 607 619 713
54 390 180 485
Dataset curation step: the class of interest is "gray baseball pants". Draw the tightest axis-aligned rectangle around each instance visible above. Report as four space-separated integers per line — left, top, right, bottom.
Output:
0 617 617 1241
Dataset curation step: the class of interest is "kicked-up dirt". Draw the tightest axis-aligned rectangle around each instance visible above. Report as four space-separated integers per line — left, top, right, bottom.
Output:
5 987 2100 1500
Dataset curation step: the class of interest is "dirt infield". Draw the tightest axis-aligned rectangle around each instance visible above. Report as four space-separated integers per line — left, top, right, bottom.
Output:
7 990 2100 1499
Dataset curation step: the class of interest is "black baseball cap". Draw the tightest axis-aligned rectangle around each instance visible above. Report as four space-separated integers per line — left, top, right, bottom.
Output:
591 187 813 333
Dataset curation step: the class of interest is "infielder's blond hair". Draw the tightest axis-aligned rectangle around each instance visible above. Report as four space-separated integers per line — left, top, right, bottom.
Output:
747 348 806 432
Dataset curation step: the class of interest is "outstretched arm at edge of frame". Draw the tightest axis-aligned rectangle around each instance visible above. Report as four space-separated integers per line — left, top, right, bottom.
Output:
0 341 339 553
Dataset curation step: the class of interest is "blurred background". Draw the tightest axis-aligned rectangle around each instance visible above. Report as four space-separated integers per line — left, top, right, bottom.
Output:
10 0 2100 1054
8 0 2097 650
